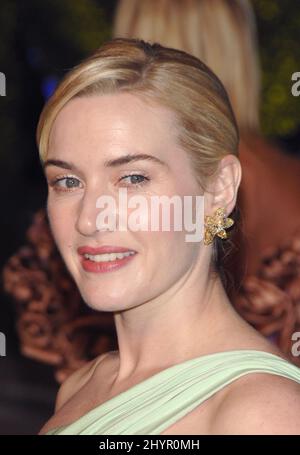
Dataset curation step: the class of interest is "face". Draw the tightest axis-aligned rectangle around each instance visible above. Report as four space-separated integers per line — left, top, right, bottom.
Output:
44 93 204 312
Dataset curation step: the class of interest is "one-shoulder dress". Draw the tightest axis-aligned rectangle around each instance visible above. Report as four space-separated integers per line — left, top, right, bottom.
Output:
44 349 300 435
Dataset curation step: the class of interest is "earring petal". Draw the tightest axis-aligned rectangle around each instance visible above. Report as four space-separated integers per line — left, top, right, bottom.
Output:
217 229 228 239
204 230 214 245
224 217 234 228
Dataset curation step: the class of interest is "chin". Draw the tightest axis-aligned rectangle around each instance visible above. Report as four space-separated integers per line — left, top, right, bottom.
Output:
83 297 133 313
82 299 118 312
78 285 132 312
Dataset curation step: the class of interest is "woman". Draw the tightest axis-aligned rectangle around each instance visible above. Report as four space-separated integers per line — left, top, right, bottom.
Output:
37 38 300 435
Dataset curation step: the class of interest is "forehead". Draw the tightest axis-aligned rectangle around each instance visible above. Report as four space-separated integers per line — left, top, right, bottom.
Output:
48 92 179 155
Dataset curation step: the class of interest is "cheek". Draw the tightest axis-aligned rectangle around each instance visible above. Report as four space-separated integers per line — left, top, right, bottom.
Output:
141 228 196 298
130 193 194 252
46 197 74 247
141 225 189 267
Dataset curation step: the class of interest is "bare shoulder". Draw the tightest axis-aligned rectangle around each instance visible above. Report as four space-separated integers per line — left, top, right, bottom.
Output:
54 351 111 413
210 371 300 435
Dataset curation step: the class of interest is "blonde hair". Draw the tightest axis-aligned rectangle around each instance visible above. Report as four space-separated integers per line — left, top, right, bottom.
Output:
113 0 260 134
36 37 239 284
37 37 238 189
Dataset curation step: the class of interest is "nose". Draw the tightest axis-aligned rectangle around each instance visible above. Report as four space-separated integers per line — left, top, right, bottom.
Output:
75 187 116 236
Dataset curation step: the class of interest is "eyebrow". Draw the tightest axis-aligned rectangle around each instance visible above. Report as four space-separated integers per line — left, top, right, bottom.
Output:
42 153 169 172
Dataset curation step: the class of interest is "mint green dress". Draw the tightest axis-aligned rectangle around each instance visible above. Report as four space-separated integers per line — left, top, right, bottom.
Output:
44 349 300 435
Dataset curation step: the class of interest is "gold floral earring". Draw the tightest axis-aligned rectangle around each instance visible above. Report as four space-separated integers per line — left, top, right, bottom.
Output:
204 207 234 245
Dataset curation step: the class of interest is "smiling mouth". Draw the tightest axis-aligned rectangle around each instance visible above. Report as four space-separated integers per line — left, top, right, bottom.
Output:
79 250 137 273
83 251 136 262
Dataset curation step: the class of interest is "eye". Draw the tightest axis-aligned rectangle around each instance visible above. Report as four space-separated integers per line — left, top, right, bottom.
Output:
119 173 150 188
49 175 82 192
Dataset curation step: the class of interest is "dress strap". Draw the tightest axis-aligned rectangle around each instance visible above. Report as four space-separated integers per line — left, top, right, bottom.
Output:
45 350 300 435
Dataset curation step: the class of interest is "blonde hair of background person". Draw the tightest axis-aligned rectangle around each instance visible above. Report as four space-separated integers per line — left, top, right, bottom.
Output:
112 0 300 284
36 38 300 435
113 0 260 134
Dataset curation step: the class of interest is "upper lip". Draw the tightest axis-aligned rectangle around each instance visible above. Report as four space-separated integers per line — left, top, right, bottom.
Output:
77 245 137 255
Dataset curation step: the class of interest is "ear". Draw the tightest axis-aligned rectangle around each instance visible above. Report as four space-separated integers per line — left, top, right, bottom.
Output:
204 154 242 216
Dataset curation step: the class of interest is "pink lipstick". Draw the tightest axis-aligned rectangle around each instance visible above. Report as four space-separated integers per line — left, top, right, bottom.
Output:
77 245 137 273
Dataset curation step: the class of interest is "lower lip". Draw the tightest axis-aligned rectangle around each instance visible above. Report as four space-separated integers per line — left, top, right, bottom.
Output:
80 253 137 273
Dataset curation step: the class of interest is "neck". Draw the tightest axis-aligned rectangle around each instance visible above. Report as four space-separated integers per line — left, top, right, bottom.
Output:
112 273 241 383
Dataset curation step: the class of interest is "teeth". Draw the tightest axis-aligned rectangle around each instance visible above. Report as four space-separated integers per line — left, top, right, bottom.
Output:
84 251 135 262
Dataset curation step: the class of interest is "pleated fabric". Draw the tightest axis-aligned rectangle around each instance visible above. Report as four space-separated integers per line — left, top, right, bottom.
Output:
45 349 300 435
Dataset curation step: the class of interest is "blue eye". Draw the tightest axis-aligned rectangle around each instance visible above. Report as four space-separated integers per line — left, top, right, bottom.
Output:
51 176 82 192
120 174 150 187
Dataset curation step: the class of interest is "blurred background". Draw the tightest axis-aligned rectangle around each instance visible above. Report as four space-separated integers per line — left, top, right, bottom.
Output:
0 0 300 435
